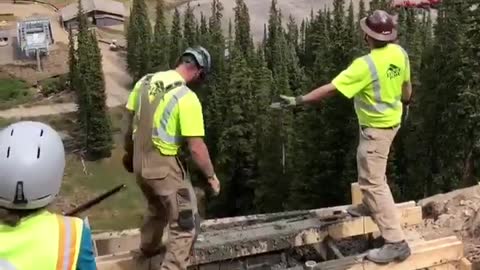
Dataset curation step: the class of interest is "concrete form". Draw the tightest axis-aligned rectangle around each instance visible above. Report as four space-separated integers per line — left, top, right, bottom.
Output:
94 202 426 269
90 182 475 270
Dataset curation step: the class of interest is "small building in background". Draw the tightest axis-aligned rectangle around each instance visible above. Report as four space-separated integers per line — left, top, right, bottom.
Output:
59 0 127 30
0 22 12 47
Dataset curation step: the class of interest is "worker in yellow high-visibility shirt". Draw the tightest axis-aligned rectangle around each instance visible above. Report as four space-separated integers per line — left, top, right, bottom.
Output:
278 10 412 264
0 121 96 270
122 46 220 270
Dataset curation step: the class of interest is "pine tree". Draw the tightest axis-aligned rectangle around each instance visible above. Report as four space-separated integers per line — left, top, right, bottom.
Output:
84 31 113 159
67 28 77 92
74 0 112 159
183 2 197 47
215 46 256 216
234 0 254 58
169 8 183 67
198 12 209 46
286 15 299 50
151 0 169 70
404 0 470 198
126 0 152 81
255 0 295 212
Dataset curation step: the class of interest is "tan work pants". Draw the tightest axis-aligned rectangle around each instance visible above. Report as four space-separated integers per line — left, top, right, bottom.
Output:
136 151 199 270
357 126 404 243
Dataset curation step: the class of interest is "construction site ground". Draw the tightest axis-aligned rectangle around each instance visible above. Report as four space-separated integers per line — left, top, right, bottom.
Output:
0 1 132 118
92 189 479 270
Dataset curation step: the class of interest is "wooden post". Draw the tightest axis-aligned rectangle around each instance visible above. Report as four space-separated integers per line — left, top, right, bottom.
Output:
460 257 473 270
351 182 363 205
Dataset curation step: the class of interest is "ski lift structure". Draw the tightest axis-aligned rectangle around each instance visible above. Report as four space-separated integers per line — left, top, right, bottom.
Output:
16 16 54 71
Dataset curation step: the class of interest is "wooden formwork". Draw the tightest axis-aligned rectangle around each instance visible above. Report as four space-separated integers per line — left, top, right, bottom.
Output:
92 183 474 270
288 236 467 270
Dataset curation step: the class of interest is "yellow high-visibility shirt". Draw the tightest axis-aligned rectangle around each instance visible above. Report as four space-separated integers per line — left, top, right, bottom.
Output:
332 43 410 128
0 210 84 270
126 70 205 156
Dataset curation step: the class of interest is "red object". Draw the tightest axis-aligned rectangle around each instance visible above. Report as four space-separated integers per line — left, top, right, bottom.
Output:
392 0 442 9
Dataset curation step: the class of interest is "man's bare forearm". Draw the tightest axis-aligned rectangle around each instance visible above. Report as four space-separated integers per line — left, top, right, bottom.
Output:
188 138 215 178
300 83 337 105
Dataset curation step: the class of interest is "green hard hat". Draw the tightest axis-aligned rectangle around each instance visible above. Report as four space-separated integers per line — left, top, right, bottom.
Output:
182 46 212 74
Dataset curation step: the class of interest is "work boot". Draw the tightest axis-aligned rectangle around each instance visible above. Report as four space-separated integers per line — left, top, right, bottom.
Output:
347 203 371 217
366 240 411 264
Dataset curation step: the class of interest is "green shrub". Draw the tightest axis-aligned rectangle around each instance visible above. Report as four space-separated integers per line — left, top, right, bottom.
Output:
0 79 32 109
39 74 68 96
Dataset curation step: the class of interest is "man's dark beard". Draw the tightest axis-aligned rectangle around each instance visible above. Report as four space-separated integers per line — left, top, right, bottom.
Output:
187 73 207 89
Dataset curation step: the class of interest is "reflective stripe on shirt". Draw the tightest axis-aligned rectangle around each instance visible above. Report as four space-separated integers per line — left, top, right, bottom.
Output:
354 54 405 113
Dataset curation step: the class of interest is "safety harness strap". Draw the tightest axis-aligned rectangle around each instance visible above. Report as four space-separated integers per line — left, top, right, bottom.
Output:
133 75 185 174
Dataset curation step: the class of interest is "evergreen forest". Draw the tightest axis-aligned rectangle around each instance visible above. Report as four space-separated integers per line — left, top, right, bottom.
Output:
123 0 480 218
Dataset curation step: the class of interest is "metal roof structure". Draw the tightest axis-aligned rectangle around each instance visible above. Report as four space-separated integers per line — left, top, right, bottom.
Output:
59 0 127 22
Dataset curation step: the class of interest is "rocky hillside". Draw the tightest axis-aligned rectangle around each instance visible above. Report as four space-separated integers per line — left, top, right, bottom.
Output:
177 0 368 42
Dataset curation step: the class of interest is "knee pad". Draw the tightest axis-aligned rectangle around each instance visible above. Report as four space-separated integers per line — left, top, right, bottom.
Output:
178 209 195 231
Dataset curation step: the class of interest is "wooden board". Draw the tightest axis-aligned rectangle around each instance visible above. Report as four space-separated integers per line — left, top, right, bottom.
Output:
96 205 422 269
351 183 363 205
460 257 473 270
312 236 464 270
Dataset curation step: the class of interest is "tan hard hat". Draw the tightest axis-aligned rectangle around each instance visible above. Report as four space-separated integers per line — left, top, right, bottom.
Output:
360 10 397 42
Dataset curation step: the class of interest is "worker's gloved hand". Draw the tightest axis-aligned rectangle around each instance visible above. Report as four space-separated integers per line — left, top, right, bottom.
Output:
122 152 134 173
279 95 303 107
208 174 220 196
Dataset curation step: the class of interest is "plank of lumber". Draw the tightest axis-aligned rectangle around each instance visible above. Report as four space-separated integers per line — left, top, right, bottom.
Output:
312 236 463 270
328 206 422 240
96 205 421 269
288 263 459 270
460 257 473 270
351 183 363 205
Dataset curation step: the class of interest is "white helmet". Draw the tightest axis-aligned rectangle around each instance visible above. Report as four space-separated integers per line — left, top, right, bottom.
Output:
0 121 65 210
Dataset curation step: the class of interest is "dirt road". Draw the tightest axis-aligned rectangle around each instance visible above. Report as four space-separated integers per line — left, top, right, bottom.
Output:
0 43 132 119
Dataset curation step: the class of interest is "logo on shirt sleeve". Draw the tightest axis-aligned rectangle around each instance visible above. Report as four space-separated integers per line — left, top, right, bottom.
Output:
387 64 401 79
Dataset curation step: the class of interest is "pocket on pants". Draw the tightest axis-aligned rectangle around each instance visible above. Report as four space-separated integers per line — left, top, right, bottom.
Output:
360 129 389 159
176 188 195 231
141 150 170 180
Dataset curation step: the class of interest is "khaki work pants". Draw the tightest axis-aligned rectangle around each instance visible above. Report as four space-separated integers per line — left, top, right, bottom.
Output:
357 126 404 243
136 150 199 270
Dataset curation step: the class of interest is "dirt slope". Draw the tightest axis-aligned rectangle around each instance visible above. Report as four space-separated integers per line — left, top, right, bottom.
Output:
177 0 367 42
415 184 480 263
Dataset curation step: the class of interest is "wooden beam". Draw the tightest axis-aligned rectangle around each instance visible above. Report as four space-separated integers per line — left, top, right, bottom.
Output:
312 236 464 270
351 183 363 205
328 206 422 240
460 257 473 270
96 205 422 270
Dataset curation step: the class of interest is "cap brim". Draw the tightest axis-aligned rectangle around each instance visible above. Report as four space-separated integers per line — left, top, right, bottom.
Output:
360 18 397 42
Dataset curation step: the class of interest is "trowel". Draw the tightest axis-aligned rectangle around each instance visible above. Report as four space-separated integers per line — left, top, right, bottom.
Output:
269 102 284 109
